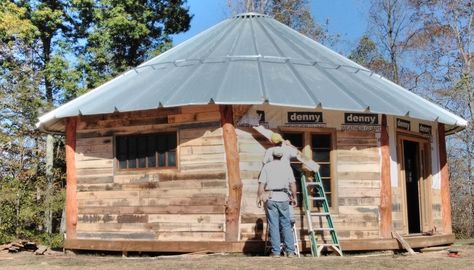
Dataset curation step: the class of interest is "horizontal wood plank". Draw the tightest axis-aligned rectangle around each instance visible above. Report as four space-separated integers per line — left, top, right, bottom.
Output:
65 234 455 252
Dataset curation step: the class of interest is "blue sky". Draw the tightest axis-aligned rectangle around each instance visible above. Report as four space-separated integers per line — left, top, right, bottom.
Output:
172 0 369 54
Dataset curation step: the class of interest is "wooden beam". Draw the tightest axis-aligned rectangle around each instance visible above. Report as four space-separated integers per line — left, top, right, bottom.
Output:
65 117 78 239
64 234 455 253
379 114 392 238
438 123 452 234
392 231 416 255
219 105 243 242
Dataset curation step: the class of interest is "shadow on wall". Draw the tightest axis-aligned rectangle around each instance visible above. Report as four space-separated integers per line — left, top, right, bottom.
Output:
242 218 266 255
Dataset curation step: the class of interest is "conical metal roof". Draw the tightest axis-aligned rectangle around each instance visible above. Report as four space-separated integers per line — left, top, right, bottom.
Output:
37 12 467 132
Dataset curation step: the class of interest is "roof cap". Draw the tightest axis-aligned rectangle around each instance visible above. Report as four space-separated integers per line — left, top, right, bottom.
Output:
233 12 268 18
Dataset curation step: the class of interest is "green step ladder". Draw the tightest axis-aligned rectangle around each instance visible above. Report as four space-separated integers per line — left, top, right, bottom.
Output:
300 171 343 257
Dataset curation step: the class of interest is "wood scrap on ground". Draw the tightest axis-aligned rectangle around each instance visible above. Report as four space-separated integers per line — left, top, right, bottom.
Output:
0 240 49 255
392 231 416 255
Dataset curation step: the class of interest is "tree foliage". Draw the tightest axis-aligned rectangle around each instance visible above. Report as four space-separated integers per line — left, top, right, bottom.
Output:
0 0 191 245
407 0 473 238
362 0 473 238
227 0 338 45
74 0 192 89
348 35 392 78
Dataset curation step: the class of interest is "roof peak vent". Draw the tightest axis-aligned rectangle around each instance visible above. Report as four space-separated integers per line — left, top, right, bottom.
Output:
233 12 268 19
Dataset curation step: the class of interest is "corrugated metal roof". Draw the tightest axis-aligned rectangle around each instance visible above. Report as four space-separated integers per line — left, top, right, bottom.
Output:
37 12 467 132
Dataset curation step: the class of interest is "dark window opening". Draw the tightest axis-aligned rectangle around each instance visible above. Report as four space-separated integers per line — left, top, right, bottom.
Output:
311 133 332 207
116 132 177 169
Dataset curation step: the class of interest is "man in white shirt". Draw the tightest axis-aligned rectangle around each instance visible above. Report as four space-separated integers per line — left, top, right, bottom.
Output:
262 133 298 165
257 147 297 257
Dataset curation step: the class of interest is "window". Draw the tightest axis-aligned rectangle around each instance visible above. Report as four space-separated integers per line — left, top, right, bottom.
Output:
282 131 335 207
116 132 177 169
311 134 332 206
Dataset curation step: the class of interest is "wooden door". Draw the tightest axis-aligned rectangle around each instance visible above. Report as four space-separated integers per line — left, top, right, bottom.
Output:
419 142 433 232
397 135 433 234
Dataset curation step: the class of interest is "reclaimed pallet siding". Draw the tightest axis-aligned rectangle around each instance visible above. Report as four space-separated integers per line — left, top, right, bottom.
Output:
236 128 268 240
335 130 381 239
76 231 226 241
179 125 226 172
74 105 228 242
78 214 225 224
77 222 225 233
236 128 384 241
79 205 225 215
78 194 226 208
391 187 405 233
432 189 443 230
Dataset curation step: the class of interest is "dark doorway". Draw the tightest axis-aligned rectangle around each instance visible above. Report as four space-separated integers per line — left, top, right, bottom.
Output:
403 140 421 234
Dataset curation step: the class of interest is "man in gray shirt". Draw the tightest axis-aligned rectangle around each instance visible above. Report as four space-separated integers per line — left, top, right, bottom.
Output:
257 147 297 257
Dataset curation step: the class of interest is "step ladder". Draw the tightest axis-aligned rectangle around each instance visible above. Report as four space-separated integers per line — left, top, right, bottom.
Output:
301 172 343 257
264 214 301 257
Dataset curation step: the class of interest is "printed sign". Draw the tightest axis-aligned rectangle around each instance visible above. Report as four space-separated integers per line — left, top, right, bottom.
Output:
344 113 379 125
419 124 432 135
397 118 411 131
287 112 323 123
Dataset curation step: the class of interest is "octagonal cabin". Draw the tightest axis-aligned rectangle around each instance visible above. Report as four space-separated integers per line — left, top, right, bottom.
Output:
37 13 467 253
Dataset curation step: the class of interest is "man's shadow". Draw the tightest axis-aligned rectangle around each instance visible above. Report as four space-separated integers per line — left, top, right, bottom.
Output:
242 218 266 255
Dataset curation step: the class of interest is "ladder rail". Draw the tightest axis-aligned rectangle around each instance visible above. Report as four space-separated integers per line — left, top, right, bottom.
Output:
314 171 341 247
301 172 343 257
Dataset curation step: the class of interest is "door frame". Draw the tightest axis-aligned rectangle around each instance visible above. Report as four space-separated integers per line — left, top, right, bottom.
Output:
396 132 433 234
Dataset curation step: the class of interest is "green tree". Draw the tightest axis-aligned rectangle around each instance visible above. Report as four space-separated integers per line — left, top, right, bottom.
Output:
75 0 192 89
407 0 473 238
0 1 55 243
348 35 392 77
0 0 192 245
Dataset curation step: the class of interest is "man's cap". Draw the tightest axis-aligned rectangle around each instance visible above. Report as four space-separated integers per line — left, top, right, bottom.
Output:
270 133 284 144
272 147 284 158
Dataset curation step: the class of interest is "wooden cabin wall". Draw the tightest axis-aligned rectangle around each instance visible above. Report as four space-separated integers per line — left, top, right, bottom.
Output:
237 128 382 241
237 128 271 241
335 131 381 239
391 186 404 233
431 189 443 232
73 105 228 241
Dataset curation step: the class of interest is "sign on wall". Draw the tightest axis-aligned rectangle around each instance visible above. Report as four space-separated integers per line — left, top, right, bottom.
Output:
419 124 432 136
341 112 380 132
396 118 411 131
344 113 379 125
287 112 323 123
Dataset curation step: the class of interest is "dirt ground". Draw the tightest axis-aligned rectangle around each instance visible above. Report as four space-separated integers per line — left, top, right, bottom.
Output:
1 240 473 270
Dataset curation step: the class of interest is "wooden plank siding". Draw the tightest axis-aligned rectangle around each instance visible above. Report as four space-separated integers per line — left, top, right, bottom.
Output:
335 131 381 239
74 105 227 242
236 127 383 242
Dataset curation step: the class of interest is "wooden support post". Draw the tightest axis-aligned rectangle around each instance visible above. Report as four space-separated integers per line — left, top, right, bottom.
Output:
219 105 242 242
438 123 452 234
65 117 78 239
380 114 392 238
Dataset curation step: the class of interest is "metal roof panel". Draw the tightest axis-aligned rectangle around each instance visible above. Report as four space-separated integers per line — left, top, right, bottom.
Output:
37 12 467 132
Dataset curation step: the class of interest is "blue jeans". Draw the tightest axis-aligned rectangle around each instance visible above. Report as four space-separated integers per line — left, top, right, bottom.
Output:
266 200 295 255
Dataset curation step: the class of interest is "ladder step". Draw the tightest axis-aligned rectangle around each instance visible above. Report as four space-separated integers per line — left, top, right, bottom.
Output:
309 197 326 201
312 227 335 231
317 243 341 247
310 212 330 216
306 182 322 187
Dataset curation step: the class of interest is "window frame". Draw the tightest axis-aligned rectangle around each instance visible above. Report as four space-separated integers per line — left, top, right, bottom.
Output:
114 130 179 172
279 127 338 212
